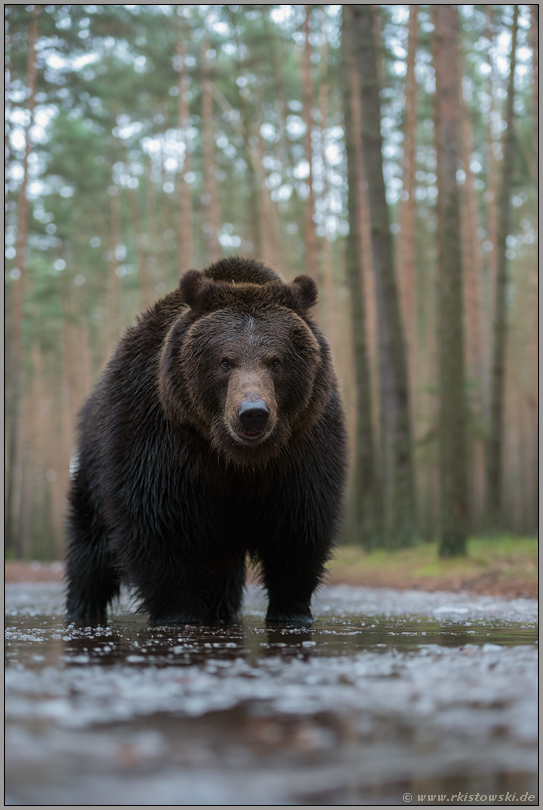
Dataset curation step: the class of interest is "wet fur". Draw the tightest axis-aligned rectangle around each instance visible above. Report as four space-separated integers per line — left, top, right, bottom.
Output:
65 258 348 625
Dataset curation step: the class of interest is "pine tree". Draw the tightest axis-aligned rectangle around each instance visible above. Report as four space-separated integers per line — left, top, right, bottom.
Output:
485 6 520 531
397 5 419 416
176 29 194 274
433 5 468 556
341 4 381 548
302 5 318 283
6 5 40 557
349 4 417 548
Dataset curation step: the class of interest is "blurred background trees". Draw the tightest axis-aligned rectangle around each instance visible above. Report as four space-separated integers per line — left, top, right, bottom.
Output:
5 4 538 560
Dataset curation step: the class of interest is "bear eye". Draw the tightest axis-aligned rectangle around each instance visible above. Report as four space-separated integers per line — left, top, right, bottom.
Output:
220 358 231 371
271 358 281 370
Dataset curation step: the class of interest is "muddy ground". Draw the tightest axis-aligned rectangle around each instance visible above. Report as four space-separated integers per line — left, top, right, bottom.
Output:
6 548 537 599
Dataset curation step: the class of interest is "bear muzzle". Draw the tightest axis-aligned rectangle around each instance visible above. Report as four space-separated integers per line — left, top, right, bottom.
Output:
224 369 278 447
237 399 270 441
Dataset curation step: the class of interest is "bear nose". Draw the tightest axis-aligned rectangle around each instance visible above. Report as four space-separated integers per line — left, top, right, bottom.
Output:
238 400 269 430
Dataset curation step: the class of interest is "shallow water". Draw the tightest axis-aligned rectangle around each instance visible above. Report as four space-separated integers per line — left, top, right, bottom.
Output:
5 583 539 806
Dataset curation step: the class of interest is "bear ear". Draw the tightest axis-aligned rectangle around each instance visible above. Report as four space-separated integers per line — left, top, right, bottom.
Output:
179 269 206 309
288 275 318 312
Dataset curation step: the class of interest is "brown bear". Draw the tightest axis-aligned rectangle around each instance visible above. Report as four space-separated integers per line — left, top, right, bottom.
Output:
65 257 348 625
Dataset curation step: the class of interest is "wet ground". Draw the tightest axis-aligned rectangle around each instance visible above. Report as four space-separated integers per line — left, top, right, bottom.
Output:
5 583 538 806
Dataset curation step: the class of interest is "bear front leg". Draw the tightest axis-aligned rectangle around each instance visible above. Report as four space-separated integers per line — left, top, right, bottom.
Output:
259 549 325 625
256 454 343 626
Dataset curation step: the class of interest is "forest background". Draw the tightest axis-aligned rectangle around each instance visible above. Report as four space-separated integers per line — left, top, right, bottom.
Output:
4 4 538 563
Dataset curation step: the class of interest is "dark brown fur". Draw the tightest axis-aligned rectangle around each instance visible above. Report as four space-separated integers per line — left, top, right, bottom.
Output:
65 258 348 626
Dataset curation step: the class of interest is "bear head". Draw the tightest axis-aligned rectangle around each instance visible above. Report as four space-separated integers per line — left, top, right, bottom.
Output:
159 260 332 467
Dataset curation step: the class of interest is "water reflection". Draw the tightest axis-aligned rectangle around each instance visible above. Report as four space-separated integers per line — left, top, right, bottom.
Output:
62 623 319 667
4 609 537 671
264 627 314 659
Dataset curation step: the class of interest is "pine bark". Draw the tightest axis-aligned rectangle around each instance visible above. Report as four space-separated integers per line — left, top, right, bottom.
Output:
433 5 468 556
317 39 336 344
371 5 386 93
30 344 47 553
201 41 221 264
226 6 264 261
461 93 486 529
255 125 276 269
347 35 379 443
484 7 499 343
302 5 318 283
108 188 124 348
485 5 519 530
209 81 288 278
46 364 67 557
529 6 538 436
6 5 39 557
56 273 80 557
397 5 419 413
176 32 193 273
126 187 150 312
351 4 417 548
341 5 381 548
146 158 159 297
18 391 33 560
530 5 538 160
460 95 484 385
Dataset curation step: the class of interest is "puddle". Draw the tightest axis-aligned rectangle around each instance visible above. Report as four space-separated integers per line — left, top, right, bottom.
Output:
5 611 539 671
5 583 538 806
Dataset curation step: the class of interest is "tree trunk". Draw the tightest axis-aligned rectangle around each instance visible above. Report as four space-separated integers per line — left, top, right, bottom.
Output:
317 39 337 346
6 5 39 557
146 158 158 298
351 4 417 548
460 91 486 530
78 316 94 406
227 5 266 262
254 125 276 269
484 5 499 385
176 32 193 274
460 95 484 386
126 187 150 312
529 5 538 454
30 343 53 558
108 187 124 348
347 33 380 446
302 5 318 283
341 5 381 548
56 272 80 557
530 5 538 160
433 5 468 556
397 5 418 419
156 134 168 289
201 41 221 264
371 5 386 94
209 81 288 279
17 402 33 560
485 5 519 530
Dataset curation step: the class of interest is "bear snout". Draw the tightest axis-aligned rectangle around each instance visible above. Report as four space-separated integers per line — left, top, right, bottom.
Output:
237 400 270 438
224 369 277 446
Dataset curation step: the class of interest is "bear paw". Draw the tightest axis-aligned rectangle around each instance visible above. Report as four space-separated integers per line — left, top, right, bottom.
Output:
265 610 314 626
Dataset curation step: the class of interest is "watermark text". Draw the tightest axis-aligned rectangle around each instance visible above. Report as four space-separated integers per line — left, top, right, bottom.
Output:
402 792 537 804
